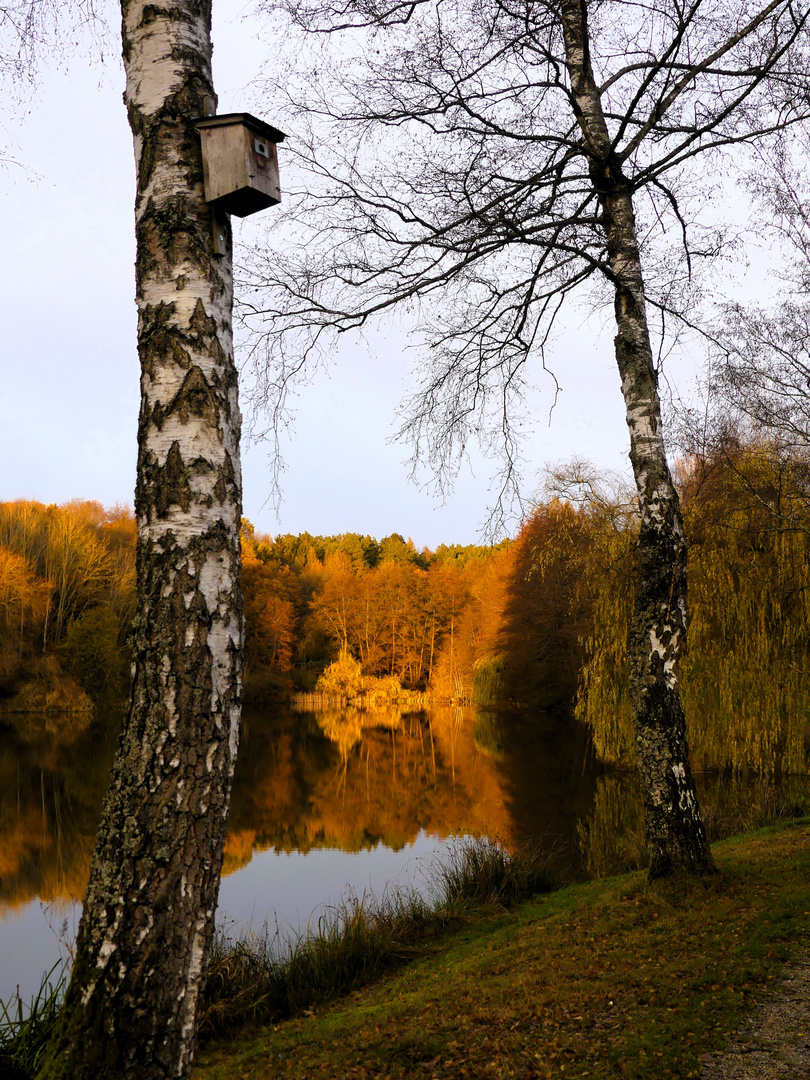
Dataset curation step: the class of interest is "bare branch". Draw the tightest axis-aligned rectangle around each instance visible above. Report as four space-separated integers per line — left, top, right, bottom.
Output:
239 0 810 517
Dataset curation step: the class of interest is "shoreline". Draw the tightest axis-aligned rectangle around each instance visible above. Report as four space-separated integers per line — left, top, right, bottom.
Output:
195 820 810 1080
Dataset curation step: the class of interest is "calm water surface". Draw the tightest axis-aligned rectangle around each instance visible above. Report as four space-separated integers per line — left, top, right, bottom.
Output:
1 704 803 1005
0 704 594 1004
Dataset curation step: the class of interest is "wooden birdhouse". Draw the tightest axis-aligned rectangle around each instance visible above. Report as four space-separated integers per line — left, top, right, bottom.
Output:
194 112 286 218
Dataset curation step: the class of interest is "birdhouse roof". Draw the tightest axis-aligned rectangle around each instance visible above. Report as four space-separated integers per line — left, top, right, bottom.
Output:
194 112 287 144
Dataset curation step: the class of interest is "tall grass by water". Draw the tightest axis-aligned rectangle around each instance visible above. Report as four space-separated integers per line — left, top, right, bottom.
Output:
198 837 555 1036
0 838 555 1073
0 966 65 1080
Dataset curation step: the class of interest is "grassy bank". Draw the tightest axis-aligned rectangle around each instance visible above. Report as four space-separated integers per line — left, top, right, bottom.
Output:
200 839 555 1036
195 820 810 1080
0 840 555 1079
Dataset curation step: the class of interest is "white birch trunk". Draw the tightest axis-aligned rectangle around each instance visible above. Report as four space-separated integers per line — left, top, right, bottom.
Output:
560 0 715 877
37 1 244 1076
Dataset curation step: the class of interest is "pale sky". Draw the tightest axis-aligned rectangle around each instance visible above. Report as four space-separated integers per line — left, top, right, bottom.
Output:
0 2 724 550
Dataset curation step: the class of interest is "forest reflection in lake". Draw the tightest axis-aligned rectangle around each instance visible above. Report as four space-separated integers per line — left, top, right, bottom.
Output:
2 703 808 1006
0 703 593 1003
223 705 595 866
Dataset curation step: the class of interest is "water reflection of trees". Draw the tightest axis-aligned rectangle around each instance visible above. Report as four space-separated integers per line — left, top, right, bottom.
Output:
1 706 600 908
224 706 600 875
577 772 810 877
8 705 807 910
224 707 522 870
0 713 120 909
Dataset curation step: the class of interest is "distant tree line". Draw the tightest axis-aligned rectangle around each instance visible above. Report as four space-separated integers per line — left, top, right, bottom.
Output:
0 500 136 709
239 524 511 700
3 436 810 776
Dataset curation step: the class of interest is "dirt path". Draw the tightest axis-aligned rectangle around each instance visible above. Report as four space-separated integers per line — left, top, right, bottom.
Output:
701 951 810 1079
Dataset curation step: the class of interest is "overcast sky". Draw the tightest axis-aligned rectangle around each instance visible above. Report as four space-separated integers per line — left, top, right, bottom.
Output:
0 2 729 549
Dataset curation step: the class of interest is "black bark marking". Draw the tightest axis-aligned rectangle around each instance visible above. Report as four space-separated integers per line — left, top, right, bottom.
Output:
139 301 200 381
136 197 215 295
212 450 238 505
140 4 194 27
188 297 226 360
166 365 222 430
154 441 192 517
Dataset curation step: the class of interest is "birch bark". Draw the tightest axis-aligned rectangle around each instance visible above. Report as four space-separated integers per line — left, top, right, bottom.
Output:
37 1 243 1076
560 0 715 877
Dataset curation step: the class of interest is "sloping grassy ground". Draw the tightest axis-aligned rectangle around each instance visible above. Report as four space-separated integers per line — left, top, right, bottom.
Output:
199 840 556 1036
195 821 810 1080
0 839 555 1079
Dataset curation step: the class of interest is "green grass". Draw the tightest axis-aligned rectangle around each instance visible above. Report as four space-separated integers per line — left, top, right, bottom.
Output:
0 965 65 1080
199 838 555 1037
195 820 810 1080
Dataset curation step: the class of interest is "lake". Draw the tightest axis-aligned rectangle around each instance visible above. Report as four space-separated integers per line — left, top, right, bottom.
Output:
1 703 804 1006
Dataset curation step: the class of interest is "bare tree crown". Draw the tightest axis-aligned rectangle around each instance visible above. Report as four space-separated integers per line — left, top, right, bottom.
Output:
241 0 810 526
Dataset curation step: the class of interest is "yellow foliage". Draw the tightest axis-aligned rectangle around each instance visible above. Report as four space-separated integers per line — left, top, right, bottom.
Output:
573 526 636 766
683 508 810 774
576 441 810 775
312 654 427 711
315 652 367 699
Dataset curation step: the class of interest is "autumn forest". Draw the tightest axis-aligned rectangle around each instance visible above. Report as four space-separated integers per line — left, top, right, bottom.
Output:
3 433 810 778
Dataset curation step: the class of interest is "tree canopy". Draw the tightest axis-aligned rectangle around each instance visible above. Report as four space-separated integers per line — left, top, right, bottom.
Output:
242 0 810 517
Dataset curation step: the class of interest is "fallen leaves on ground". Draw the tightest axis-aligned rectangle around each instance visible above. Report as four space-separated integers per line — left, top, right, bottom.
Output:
195 824 810 1080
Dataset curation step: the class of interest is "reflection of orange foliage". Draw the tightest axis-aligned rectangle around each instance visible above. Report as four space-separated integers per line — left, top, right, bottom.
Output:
292 707 514 853
318 710 363 759
0 808 48 880
223 707 518 862
0 707 121 911
0 814 94 911
0 705 593 916
421 707 513 836
37 842 93 907
4 697 516 911
222 830 258 876
316 707 402 761
226 725 302 853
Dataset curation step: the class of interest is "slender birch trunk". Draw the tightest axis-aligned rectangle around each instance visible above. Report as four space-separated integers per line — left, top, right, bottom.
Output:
561 0 715 878
38 2 243 1077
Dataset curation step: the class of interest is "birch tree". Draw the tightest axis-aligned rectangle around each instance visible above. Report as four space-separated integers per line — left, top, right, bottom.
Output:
242 0 810 877
38 1 244 1076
